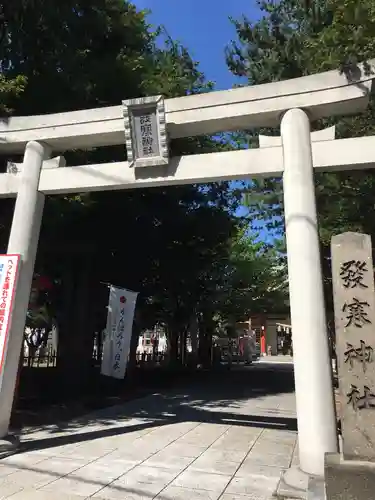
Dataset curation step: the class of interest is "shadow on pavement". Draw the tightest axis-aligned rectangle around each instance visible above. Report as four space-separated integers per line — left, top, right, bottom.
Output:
18 365 296 454
21 409 297 454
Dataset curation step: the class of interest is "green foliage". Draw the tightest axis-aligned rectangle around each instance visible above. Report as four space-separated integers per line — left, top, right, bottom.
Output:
144 34 214 97
226 0 375 305
304 0 375 73
216 229 288 322
0 75 27 114
1 0 155 113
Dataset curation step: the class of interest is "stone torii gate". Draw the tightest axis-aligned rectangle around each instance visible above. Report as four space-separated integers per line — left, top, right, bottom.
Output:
0 63 375 497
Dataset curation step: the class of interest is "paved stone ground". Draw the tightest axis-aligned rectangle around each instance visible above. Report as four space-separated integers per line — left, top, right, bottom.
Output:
0 362 298 499
257 356 293 364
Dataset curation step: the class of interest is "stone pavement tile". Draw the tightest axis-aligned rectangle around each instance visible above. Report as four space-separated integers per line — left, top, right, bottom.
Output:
0 464 20 478
224 426 263 438
175 436 220 448
16 447 67 459
221 494 271 500
222 427 262 440
236 462 285 479
144 430 185 443
0 477 25 499
108 437 144 450
76 436 119 448
189 449 247 475
32 457 91 476
162 442 207 458
196 449 248 464
156 485 221 499
260 429 296 443
93 483 159 499
242 451 291 468
2 452 49 468
121 426 155 437
147 422 198 440
176 430 225 448
171 469 230 494
258 437 296 449
45 443 83 458
6 489 87 500
61 444 116 461
189 459 239 476
256 430 296 441
211 433 259 452
92 455 140 471
39 475 105 497
257 433 296 447
224 473 281 497
195 423 230 434
68 460 135 484
160 422 198 432
179 422 227 434
142 450 194 471
93 465 178 499
116 464 178 486
102 445 156 462
291 449 299 466
253 402 281 411
0 468 57 490
107 434 147 449
126 436 173 452
289 439 299 466
251 441 295 456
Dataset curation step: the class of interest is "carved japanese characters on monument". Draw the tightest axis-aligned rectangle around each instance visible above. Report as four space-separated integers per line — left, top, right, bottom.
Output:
344 340 373 373
133 109 159 158
331 232 375 461
122 95 169 168
340 260 369 289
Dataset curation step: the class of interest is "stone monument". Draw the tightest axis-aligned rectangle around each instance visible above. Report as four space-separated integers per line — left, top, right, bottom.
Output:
325 232 375 499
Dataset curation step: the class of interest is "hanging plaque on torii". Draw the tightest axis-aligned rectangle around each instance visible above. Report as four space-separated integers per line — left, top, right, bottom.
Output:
122 95 169 168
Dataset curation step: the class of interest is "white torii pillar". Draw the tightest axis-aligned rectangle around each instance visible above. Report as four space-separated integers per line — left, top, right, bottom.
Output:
279 109 338 493
0 141 51 448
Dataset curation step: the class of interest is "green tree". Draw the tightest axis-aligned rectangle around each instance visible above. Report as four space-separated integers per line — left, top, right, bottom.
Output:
1 0 155 114
226 0 375 315
215 230 288 326
0 75 26 114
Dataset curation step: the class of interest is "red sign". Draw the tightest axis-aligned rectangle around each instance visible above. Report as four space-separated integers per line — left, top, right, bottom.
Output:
0 255 21 374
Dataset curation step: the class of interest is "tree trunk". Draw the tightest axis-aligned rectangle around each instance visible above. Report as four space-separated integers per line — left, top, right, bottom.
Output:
198 313 213 368
180 329 187 367
126 319 140 376
56 258 75 372
189 312 199 368
168 327 179 367
58 255 95 397
27 343 37 366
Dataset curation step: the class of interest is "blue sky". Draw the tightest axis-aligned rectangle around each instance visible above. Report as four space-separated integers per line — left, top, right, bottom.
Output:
133 0 261 90
132 1 273 240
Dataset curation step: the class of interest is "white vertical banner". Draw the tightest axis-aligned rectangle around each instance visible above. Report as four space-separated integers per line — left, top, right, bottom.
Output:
101 286 138 379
